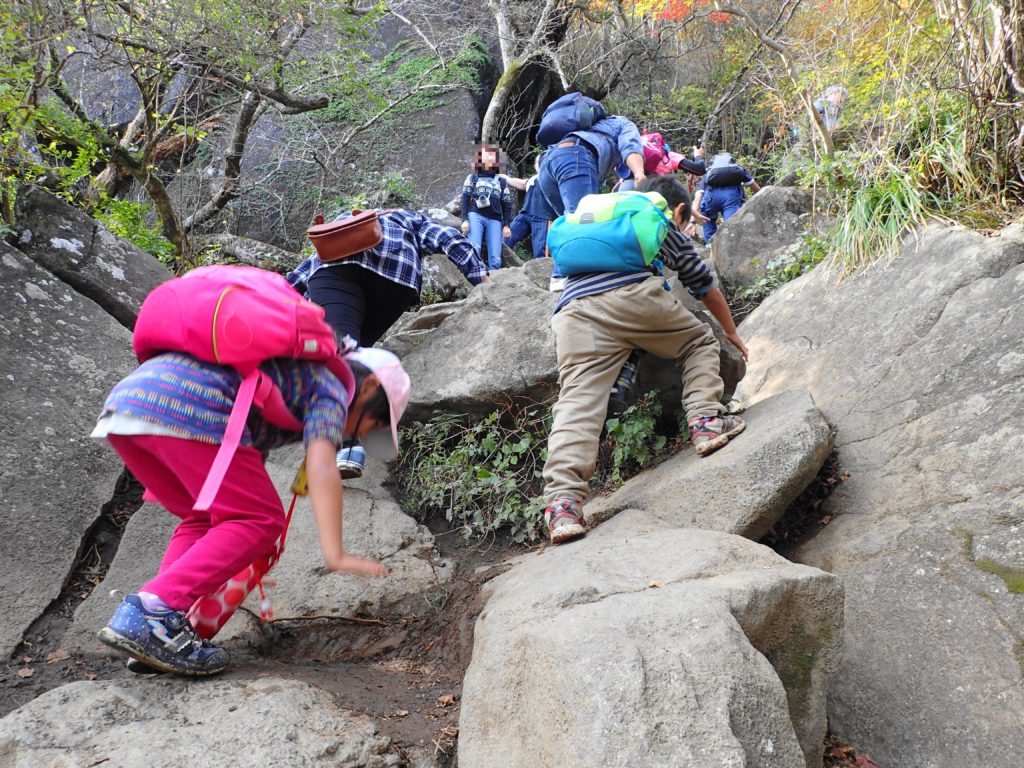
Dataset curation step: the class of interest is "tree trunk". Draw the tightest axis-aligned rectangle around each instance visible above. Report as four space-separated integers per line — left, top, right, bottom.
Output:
481 59 523 143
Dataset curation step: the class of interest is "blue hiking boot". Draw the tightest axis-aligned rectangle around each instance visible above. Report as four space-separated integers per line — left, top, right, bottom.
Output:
336 445 366 479
97 595 229 676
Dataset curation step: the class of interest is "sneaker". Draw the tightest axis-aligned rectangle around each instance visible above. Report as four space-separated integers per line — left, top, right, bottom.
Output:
336 445 366 479
97 595 229 676
543 499 586 544
688 414 746 457
548 276 567 292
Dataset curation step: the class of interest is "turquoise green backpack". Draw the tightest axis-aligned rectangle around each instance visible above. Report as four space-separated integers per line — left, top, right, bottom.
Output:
547 191 671 276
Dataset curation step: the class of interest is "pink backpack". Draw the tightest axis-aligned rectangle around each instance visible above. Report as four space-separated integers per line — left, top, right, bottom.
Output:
133 264 355 512
641 132 668 174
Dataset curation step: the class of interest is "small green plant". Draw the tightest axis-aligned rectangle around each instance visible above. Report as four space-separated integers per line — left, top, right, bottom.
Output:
597 391 670 487
95 198 176 264
419 286 444 306
392 400 553 543
735 233 829 300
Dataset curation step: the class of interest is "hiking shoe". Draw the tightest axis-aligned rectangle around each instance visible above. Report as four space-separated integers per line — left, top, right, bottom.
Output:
336 445 366 479
97 595 229 676
688 414 746 457
543 499 586 544
548 276 567 292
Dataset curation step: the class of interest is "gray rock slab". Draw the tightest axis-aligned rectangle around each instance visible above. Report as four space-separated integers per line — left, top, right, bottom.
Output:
67 445 449 653
0 242 137 658
13 185 172 328
586 390 832 538
382 267 560 421
734 223 1024 767
421 252 471 303
0 676 402 767
459 514 843 768
713 186 812 287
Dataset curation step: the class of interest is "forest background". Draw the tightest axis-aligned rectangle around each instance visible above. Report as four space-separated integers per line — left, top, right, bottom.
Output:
2 0 1021 281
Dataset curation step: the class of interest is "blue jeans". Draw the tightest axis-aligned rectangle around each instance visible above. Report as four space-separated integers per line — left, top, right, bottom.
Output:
504 213 551 259
468 212 505 270
700 186 745 242
538 144 600 276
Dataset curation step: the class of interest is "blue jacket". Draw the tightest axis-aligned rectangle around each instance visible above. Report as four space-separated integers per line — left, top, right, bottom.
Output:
567 115 643 180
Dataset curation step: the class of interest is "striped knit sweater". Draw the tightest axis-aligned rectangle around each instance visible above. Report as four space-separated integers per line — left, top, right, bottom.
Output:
554 222 713 313
97 353 350 452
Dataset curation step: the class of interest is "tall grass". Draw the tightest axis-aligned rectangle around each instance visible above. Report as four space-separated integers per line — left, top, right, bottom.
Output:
821 97 1001 274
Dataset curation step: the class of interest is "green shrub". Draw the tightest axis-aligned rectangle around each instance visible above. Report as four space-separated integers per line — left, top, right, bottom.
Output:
597 391 670 488
95 199 176 264
394 390 677 543
393 400 552 544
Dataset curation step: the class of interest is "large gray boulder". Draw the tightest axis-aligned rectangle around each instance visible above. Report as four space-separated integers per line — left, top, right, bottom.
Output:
735 223 1024 768
67 448 449 652
585 389 833 537
382 268 560 421
0 242 137 659
712 186 812 288
459 515 844 768
14 185 172 328
0 676 403 767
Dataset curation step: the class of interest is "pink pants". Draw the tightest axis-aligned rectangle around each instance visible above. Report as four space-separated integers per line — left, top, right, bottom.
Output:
107 435 285 611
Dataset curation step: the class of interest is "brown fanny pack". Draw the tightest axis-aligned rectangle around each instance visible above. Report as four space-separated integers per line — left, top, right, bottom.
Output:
307 210 384 262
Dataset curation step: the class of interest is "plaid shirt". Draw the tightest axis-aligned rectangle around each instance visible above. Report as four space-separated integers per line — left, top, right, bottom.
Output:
288 209 488 294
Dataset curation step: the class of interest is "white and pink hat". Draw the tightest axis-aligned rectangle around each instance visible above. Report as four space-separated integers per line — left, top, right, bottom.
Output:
347 347 411 460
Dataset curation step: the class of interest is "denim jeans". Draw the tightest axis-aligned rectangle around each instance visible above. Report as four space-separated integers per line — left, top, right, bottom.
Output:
468 212 505 270
504 213 551 259
538 144 600 277
700 186 745 242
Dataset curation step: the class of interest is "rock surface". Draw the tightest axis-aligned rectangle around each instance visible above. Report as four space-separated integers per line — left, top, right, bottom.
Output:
459 515 843 768
14 185 172 327
585 389 833 538
735 223 1024 768
712 186 812 287
0 242 137 659
0 676 403 767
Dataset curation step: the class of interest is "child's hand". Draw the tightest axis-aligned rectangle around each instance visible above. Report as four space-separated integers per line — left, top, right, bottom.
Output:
460 221 470 234
691 210 710 224
725 331 750 361
325 553 389 577
502 225 511 239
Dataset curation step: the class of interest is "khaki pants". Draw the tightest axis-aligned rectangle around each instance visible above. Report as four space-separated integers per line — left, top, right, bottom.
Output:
542 277 724 504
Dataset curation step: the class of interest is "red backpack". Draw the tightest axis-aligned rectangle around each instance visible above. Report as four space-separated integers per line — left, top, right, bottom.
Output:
641 132 669 174
133 264 355 512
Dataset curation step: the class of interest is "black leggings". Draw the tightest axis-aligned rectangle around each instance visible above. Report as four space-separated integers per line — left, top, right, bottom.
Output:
307 265 419 346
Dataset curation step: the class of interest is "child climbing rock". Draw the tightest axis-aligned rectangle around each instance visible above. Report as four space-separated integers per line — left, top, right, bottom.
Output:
91 271 409 675
541 174 749 544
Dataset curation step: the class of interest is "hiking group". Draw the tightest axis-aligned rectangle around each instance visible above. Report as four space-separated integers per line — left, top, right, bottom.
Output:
91 90 752 677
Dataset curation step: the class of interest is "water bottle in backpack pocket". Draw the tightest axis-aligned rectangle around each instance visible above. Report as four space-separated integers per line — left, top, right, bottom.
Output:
547 191 671 276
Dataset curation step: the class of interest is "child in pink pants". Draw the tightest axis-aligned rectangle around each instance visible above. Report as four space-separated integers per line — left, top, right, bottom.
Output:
93 348 409 676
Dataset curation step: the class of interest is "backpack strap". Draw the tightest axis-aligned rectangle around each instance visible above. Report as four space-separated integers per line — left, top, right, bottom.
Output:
193 369 301 512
